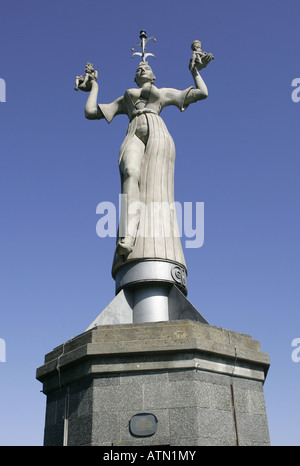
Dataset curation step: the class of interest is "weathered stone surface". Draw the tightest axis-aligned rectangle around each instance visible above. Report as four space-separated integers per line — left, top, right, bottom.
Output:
37 320 270 446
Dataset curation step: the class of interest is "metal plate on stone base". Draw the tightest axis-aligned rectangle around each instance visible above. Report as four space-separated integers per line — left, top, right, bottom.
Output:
129 413 158 438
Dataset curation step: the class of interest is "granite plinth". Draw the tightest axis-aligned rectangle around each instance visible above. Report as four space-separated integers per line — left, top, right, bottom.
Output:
36 320 270 446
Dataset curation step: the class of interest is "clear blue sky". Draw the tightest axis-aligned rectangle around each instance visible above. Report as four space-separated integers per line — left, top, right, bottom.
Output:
0 0 299 446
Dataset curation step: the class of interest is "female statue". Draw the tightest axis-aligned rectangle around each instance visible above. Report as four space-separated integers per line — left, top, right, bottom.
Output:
76 39 213 278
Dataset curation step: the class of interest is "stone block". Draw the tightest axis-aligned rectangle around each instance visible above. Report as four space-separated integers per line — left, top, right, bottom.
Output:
93 383 144 413
67 415 93 446
143 380 211 410
169 407 201 439
197 408 237 444
44 422 64 446
92 411 120 445
235 412 270 446
36 320 270 446
210 384 233 411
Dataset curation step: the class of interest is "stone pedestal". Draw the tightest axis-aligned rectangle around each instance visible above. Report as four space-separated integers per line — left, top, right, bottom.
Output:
36 320 270 446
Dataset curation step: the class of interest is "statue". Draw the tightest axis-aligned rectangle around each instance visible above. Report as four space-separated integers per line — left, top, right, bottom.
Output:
75 31 213 325
74 62 98 91
189 40 214 71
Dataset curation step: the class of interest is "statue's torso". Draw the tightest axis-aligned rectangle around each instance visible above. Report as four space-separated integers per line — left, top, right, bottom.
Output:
126 83 160 110
125 84 161 143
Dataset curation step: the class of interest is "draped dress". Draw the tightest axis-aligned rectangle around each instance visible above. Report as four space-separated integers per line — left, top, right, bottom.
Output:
98 83 196 278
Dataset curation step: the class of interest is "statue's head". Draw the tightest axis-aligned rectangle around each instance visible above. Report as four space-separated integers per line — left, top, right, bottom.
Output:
191 40 202 52
134 62 156 87
85 62 94 72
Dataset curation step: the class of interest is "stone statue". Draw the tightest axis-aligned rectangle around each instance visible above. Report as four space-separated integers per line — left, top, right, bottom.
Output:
189 40 214 71
76 31 213 325
74 62 98 91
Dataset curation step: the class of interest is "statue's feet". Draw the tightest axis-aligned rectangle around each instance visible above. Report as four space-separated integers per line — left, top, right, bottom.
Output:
116 237 134 256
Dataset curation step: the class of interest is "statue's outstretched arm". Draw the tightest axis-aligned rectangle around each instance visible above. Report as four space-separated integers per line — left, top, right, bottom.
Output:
76 73 125 122
185 53 213 104
75 64 104 120
84 80 104 120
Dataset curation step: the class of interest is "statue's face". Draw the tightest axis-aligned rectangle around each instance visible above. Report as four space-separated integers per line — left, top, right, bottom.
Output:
192 40 202 52
135 64 155 87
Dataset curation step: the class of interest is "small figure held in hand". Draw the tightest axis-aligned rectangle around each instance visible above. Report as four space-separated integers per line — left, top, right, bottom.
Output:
74 62 98 91
189 40 214 71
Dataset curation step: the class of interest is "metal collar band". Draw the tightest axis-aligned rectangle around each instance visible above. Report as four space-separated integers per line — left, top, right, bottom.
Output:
115 259 188 296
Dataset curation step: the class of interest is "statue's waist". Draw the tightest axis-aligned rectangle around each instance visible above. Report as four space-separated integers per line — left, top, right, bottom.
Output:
130 107 158 121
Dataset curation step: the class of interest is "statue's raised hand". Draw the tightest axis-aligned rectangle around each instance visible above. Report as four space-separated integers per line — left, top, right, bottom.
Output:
196 52 214 70
189 52 214 73
74 63 98 92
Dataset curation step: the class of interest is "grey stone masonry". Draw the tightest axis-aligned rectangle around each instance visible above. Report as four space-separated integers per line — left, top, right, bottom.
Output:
36 320 271 446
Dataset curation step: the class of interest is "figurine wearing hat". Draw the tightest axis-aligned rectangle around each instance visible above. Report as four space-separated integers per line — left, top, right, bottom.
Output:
189 40 214 71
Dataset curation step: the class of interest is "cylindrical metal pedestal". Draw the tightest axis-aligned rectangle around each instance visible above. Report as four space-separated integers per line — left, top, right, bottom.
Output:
114 259 187 323
132 285 169 323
